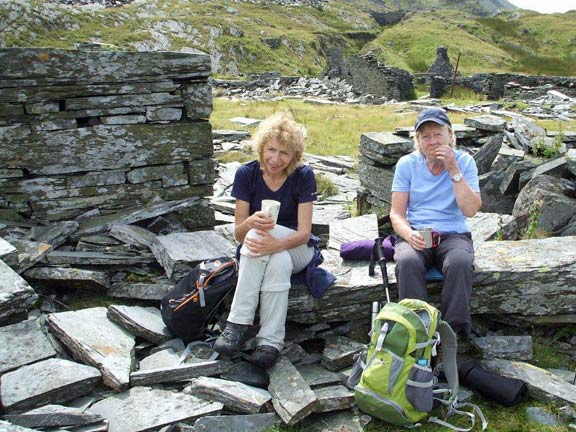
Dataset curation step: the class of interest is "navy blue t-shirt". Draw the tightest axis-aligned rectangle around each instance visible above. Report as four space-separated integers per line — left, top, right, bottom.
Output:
231 160 317 230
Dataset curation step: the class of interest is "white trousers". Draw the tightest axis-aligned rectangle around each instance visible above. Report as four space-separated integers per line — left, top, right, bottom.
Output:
228 225 314 350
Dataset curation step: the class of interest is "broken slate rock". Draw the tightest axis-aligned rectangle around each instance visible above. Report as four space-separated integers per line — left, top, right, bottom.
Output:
155 231 236 279
313 385 355 413
107 305 171 345
464 114 507 132
482 359 576 406
3 404 104 430
28 221 79 249
12 240 52 273
24 267 110 291
187 412 279 432
0 259 38 324
89 386 223 432
267 355 318 425
0 358 101 413
321 336 364 372
0 319 57 375
296 364 343 389
185 376 272 414
130 359 231 386
46 307 135 391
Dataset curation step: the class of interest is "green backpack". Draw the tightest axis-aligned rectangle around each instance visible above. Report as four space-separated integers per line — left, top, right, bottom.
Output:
353 298 487 431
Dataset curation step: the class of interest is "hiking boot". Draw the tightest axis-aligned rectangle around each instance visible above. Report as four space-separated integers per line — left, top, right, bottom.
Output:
249 345 280 369
213 321 251 356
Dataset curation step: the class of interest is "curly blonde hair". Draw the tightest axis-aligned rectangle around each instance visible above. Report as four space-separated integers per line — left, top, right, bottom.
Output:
251 111 306 176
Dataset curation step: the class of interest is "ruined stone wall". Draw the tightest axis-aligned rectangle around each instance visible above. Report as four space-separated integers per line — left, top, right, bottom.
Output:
0 48 215 228
420 72 576 100
341 54 415 101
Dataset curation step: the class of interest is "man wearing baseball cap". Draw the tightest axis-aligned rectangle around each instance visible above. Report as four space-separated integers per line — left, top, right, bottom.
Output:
390 107 482 345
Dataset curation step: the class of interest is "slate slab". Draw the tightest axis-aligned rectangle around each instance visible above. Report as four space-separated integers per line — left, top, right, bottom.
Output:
267 356 318 425
185 376 272 414
3 404 104 429
0 259 38 323
130 359 231 386
0 358 101 413
471 237 576 316
321 336 364 371
296 364 343 389
483 359 576 406
72 197 200 239
24 267 110 291
156 231 236 279
186 413 279 432
107 305 171 345
313 385 355 413
89 386 223 432
46 307 135 391
0 319 57 375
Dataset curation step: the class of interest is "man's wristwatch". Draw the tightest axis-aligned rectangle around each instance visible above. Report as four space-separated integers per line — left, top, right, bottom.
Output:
451 172 463 183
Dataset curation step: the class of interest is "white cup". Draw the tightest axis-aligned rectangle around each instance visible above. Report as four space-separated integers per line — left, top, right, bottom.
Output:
419 227 434 248
261 199 281 225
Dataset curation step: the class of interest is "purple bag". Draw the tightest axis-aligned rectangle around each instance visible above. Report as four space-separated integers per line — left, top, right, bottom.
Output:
340 239 375 261
381 235 396 260
340 235 397 261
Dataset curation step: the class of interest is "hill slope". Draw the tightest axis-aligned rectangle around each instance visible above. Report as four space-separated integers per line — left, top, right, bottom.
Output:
1 0 574 77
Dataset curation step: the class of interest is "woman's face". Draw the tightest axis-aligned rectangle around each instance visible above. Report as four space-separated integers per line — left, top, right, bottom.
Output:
262 138 293 176
416 123 451 161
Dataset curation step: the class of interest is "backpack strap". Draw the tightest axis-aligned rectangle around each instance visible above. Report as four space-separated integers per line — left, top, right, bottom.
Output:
429 320 488 431
437 320 459 398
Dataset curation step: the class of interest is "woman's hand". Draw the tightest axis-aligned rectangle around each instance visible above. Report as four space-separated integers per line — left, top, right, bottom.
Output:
407 230 426 251
248 210 275 232
434 144 458 174
243 229 282 257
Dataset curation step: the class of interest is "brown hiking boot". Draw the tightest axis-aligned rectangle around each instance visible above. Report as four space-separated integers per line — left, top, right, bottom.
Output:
213 321 251 356
249 345 280 369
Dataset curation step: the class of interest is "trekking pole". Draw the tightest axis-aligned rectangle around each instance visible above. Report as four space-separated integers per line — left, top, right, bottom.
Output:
373 237 390 303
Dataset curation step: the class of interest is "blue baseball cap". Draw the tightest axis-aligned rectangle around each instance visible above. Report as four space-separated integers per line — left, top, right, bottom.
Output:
414 108 452 131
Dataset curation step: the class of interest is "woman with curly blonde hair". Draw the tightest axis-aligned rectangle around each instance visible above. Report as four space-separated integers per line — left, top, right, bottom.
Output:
214 111 333 368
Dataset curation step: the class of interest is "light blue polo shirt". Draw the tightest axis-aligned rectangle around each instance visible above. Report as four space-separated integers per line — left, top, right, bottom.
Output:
391 150 480 234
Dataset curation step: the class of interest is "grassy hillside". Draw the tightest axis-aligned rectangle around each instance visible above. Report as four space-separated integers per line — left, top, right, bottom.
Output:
1 0 575 77
364 10 576 76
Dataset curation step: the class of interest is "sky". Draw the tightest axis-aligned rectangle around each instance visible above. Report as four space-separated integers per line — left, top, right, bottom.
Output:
507 0 575 14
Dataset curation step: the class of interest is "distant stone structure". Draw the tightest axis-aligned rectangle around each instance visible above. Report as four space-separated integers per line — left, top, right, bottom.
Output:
370 10 407 26
340 54 415 101
0 48 215 229
428 46 455 79
424 72 576 100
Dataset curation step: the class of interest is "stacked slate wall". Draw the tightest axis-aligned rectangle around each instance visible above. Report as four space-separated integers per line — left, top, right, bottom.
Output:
0 48 214 228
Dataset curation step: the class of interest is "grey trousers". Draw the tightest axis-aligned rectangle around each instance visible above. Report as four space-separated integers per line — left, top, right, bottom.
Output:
228 225 314 350
394 233 475 338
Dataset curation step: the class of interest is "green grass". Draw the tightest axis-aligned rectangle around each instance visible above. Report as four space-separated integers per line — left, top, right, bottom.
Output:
211 98 425 158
